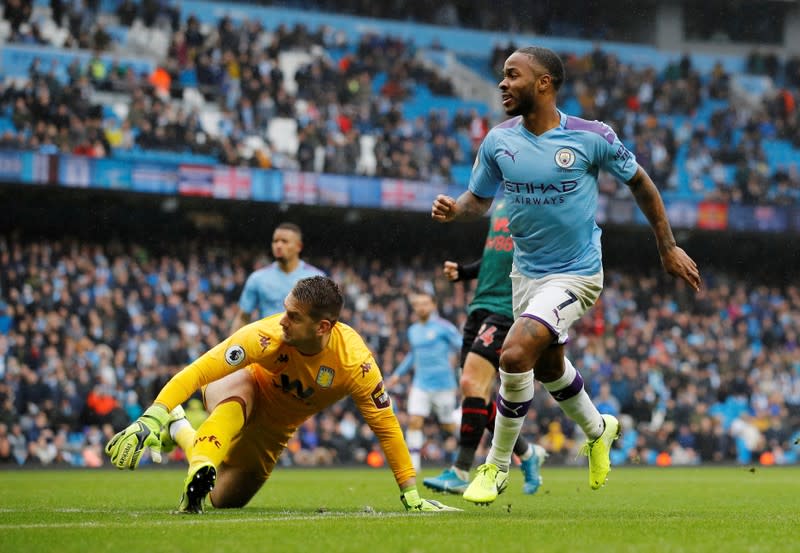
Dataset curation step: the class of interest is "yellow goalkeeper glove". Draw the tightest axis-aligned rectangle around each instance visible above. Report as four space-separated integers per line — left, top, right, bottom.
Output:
105 405 170 470
400 487 461 512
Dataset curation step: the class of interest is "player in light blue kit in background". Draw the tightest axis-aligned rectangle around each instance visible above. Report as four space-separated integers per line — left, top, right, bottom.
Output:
432 46 701 504
230 222 325 333
387 290 462 473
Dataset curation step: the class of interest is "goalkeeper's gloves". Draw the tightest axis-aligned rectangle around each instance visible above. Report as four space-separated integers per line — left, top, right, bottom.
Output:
105 405 171 470
400 487 461 512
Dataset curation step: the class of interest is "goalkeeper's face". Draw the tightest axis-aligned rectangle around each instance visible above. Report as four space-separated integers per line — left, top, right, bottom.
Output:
279 294 329 350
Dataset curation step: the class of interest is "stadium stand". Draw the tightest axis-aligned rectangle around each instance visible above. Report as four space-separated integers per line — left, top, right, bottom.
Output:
1 1 799 204
0 227 797 468
0 1 799 470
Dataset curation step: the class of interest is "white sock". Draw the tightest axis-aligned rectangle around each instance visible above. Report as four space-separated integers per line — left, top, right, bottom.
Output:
407 429 423 473
543 357 604 440
486 370 534 472
169 417 191 441
452 466 469 481
519 443 533 461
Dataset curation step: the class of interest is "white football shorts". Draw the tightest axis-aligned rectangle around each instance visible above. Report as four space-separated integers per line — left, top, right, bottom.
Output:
407 386 457 424
510 266 603 344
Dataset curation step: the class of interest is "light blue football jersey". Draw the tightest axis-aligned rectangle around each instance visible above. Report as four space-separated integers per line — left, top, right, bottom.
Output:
393 315 461 391
469 111 638 278
239 261 325 318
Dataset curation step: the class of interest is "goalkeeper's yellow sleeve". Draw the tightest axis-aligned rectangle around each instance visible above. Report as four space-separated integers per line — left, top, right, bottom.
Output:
354 376 416 486
155 328 260 410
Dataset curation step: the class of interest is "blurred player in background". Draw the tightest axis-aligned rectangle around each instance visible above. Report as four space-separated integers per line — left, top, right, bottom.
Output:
230 222 324 333
386 290 461 473
105 276 458 513
432 46 701 504
423 198 548 495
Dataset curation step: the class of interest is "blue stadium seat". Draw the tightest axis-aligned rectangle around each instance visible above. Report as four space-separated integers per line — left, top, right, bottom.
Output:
0 116 15 134
450 163 472 186
112 149 218 165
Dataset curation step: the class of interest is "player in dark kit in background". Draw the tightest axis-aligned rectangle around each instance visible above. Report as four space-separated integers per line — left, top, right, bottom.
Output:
423 199 547 495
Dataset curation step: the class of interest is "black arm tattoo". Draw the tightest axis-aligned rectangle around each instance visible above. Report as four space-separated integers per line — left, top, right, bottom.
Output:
627 167 676 253
453 192 493 221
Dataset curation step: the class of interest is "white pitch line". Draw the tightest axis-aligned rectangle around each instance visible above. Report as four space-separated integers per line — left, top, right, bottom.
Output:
0 511 412 530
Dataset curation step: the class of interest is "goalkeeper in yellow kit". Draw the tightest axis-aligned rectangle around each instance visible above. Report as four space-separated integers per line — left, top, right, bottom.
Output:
105 276 459 513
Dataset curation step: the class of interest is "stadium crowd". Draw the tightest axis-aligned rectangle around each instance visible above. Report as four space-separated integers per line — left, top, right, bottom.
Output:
0 235 798 469
2 5 800 203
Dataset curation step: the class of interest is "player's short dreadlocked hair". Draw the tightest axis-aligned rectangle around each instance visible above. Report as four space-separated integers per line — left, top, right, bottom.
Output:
516 46 565 91
291 276 344 325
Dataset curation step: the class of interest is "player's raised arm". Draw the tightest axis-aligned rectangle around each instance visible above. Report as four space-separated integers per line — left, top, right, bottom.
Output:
432 191 494 223
625 166 701 292
443 258 482 282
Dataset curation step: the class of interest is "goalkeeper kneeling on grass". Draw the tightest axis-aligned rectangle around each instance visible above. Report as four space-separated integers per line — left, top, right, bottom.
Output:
105 276 459 514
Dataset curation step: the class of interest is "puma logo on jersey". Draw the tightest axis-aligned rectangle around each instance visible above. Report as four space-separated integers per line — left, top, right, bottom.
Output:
500 148 519 162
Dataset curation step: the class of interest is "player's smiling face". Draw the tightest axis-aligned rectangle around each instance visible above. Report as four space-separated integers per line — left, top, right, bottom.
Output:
499 52 545 116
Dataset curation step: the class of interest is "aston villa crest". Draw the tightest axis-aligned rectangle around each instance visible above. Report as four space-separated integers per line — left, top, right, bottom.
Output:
315 366 335 388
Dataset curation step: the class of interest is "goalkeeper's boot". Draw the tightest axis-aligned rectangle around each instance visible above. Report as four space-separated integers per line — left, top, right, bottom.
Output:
520 444 548 495
159 405 187 454
423 467 469 494
462 463 507 505
177 462 216 514
579 414 621 490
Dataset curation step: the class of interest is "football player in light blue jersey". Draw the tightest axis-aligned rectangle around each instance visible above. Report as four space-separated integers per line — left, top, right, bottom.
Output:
387 290 462 472
432 46 701 504
230 223 325 332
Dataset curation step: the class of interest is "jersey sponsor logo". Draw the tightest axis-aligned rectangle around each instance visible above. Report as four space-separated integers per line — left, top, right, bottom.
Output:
555 147 576 168
360 361 372 378
224 345 246 366
315 366 335 388
503 180 578 194
613 144 633 169
485 235 513 252
492 216 510 233
273 374 315 400
371 381 391 409
258 332 271 352
504 179 578 206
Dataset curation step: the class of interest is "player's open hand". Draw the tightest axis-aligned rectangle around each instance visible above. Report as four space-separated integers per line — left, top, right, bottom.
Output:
105 405 170 470
432 195 457 223
660 246 701 292
443 261 459 281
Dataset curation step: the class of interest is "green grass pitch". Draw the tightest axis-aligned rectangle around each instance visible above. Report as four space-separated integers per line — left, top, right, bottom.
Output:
0 466 797 553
